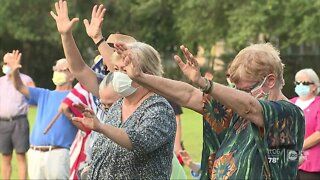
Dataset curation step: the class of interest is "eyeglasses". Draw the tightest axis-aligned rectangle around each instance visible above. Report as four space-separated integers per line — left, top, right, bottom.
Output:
294 81 314 86
235 81 262 93
107 43 115 48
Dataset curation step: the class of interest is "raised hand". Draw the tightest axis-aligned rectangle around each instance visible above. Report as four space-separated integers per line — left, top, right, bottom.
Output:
115 42 142 79
174 45 202 84
83 4 106 41
72 105 101 132
50 0 79 35
73 102 87 113
5 50 22 71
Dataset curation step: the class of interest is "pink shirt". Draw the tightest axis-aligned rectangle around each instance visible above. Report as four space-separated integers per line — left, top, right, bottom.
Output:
0 73 33 118
291 96 320 172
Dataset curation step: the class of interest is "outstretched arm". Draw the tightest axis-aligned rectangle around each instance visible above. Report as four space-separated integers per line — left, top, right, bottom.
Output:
8 50 30 98
174 45 264 127
115 43 203 113
50 0 100 97
84 4 115 72
59 103 87 132
72 107 133 149
117 43 264 127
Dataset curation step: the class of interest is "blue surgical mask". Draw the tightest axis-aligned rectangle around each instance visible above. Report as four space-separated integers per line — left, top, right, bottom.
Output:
295 84 310 97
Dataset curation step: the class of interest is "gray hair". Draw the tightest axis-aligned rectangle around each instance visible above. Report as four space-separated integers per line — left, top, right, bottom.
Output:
296 68 320 95
126 42 164 77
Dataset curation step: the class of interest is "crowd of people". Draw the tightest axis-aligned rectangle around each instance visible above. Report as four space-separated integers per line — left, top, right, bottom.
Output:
1 0 319 179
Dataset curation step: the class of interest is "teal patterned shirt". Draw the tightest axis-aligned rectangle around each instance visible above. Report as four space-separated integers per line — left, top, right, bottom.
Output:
200 95 305 180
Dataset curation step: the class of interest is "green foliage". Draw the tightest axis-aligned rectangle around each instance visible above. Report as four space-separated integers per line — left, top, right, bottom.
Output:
282 54 320 98
130 0 179 53
180 108 203 179
1 0 320 87
171 0 231 50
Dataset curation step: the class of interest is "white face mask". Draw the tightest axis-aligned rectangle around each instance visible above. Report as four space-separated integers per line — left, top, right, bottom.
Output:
250 76 269 100
2 65 12 75
112 71 136 97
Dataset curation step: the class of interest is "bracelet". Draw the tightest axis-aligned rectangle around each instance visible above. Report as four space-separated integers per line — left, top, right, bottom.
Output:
204 80 213 94
199 78 209 93
201 78 213 94
95 37 106 47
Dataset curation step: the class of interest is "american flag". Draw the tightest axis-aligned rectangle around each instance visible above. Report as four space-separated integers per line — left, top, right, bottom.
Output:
63 55 105 180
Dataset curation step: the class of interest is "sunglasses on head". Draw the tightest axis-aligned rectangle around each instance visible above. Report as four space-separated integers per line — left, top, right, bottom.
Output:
294 81 314 86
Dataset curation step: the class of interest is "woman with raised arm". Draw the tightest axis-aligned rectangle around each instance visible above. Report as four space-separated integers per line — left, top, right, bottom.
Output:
51 1 176 179
116 42 305 179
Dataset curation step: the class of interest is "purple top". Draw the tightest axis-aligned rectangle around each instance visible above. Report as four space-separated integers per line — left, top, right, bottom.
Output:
0 73 33 118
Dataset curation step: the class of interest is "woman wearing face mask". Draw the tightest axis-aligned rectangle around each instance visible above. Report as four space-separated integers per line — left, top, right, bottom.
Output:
290 68 320 180
51 1 176 179
120 42 305 179
71 43 176 179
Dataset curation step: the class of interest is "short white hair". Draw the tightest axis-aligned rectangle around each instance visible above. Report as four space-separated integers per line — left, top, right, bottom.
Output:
296 68 320 95
296 68 319 85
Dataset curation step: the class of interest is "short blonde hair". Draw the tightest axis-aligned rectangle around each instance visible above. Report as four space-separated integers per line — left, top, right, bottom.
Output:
126 42 164 77
228 43 284 87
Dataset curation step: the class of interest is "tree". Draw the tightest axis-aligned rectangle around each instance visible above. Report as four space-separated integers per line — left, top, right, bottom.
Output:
1 0 320 88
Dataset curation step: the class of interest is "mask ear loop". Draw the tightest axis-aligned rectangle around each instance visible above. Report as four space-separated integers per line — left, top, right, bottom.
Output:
250 77 266 95
226 77 235 88
250 75 271 98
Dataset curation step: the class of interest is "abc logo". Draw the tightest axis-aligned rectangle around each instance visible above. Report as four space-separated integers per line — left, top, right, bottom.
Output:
287 150 298 161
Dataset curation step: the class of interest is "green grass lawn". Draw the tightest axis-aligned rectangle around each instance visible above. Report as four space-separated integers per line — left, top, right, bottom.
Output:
180 108 203 179
2 107 203 179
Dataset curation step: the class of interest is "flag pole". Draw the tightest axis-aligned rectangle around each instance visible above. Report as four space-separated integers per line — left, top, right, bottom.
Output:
43 110 63 134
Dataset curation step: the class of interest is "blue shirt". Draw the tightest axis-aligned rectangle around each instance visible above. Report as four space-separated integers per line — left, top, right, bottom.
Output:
27 87 77 149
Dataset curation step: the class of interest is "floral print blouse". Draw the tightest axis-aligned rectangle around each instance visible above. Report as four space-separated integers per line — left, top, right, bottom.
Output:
200 95 305 179
88 94 176 179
